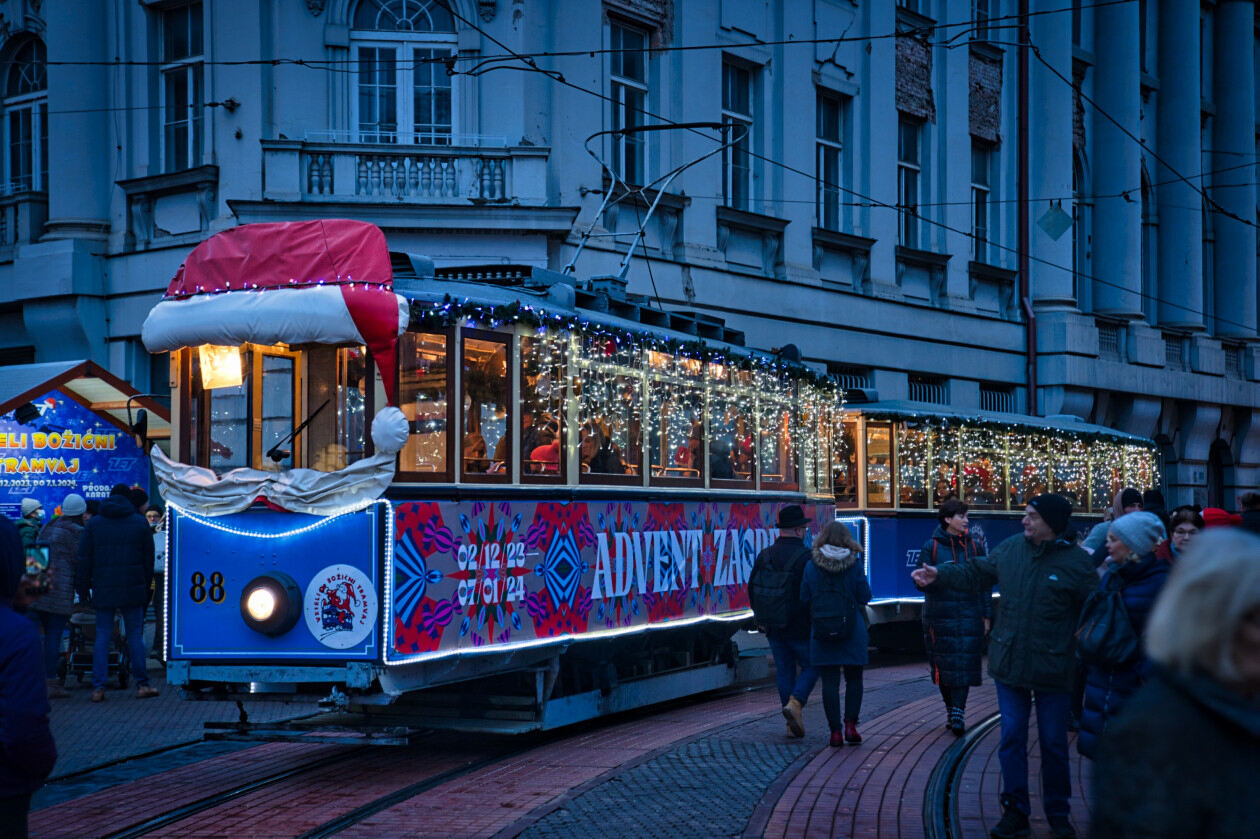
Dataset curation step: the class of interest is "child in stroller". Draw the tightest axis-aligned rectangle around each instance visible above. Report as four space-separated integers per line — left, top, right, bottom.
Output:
59 606 131 690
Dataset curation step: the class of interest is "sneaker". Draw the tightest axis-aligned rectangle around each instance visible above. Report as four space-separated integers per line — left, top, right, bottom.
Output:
948 706 966 735
1047 815 1076 839
135 684 159 699
90 688 105 703
843 719 862 744
829 729 845 747
782 697 805 738
990 800 1030 838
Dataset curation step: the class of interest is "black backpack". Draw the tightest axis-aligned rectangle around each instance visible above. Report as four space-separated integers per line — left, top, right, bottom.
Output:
750 548 809 632
1074 576 1139 667
810 567 857 642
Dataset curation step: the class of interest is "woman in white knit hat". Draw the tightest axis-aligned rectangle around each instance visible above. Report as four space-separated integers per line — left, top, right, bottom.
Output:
1076 511 1170 760
30 493 86 698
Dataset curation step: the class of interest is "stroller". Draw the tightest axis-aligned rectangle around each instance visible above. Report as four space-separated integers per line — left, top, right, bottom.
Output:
59 607 131 689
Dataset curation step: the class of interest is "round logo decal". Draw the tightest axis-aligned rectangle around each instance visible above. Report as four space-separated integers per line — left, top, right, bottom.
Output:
304 564 378 650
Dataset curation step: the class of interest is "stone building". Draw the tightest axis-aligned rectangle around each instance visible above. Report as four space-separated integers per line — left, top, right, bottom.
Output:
0 0 1256 506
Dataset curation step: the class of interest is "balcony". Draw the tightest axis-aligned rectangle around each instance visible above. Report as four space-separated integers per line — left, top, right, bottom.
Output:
260 136 548 206
0 186 48 252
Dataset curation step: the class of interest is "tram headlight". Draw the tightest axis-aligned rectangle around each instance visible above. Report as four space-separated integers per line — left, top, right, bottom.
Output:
239 572 301 636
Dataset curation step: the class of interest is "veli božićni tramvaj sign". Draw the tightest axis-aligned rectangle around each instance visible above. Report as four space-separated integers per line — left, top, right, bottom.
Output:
0 389 149 520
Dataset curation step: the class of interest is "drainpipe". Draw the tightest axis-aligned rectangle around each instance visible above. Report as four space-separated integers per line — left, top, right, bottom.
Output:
1019 0 1037 415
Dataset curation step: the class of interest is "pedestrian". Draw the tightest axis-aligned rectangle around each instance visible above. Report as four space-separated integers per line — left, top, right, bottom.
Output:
911 494 1093 839
918 497 990 735
1090 529 1260 838
749 504 818 739
14 498 43 563
0 516 57 839
146 505 166 663
127 485 149 515
28 493 87 700
1075 511 1169 760
1081 487 1142 555
800 520 871 747
75 485 158 702
1240 491 1260 536
1141 488 1170 535
1201 507 1242 529
1161 507 1203 560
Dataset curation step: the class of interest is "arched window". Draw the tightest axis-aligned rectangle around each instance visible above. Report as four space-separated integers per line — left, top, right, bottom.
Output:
352 0 456 145
4 38 47 191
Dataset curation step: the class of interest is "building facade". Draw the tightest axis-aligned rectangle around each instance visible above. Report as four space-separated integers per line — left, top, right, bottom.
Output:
0 0 1256 508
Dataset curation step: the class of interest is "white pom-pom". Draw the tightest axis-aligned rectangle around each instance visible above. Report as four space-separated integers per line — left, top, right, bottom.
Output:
371 407 409 455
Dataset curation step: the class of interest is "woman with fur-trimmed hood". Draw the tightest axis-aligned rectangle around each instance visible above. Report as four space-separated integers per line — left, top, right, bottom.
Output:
801 520 872 747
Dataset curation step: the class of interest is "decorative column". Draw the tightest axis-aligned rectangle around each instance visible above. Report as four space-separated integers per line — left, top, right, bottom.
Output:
1155 0 1203 329
1211 0 1257 338
1090 0 1142 316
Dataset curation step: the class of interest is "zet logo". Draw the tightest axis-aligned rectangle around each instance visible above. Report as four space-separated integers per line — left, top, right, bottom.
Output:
304 564 378 650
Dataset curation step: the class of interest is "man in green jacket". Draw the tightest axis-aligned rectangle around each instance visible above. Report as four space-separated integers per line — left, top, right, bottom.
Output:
912 494 1093 839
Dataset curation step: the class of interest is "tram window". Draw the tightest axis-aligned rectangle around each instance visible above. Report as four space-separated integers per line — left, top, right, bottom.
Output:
760 398 800 490
799 401 830 495
709 369 754 487
649 380 704 485
1051 437 1089 511
1123 445 1156 490
260 355 296 470
578 369 641 483
461 332 510 481
896 422 930 508
303 346 370 472
931 425 961 505
1091 441 1124 513
337 347 370 465
518 335 567 481
201 349 250 472
833 417 858 506
865 422 892 507
960 428 1006 509
398 331 451 478
1009 433 1050 509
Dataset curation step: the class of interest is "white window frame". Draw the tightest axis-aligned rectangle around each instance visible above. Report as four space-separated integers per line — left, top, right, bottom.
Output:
816 91 845 231
898 118 921 248
350 30 457 145
3 39 46 193
159 2 204 174
609 20 650 184
721 60 754 211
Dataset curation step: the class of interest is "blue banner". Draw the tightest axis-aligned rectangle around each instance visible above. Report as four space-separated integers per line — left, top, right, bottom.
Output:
0 389 149 520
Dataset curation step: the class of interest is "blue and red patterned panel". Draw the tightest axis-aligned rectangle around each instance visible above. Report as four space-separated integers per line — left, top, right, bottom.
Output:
387 499 833 663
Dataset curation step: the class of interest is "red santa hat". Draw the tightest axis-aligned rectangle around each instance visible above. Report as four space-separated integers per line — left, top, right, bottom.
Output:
141 219 408 403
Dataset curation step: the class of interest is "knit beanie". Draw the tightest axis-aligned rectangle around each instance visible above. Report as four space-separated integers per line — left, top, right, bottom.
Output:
1108 511 1166 556
1112 487 1143 518
20 497 41 517
61 493 87 517
1029 493 1073 535
1201 507 1242 528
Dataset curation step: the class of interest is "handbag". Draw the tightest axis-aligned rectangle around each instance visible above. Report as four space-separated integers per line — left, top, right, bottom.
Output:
1074 576 1140 667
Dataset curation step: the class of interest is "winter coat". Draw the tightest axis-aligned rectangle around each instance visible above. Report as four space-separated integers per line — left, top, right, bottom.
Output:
75 495 154 610
29 517 82 617
1076 552 1169 760
0 517 57 798
1240 508 1260 536
920 526 989 688
800 545 872 667
15 516 39 552
1091 664 1259 838
749 535 813 641
930 533 1095 693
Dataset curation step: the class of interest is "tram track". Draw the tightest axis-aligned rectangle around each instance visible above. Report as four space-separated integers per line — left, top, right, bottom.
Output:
922 712 1002 839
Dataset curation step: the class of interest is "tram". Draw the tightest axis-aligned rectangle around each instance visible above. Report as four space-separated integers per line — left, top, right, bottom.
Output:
142 219 840 734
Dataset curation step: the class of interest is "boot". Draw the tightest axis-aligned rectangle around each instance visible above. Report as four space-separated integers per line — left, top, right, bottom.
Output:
990 797 1030 838
829 730 844 747
843 718 861 744
1047 815 1077 839
948 706 966 735
46 678 69 699
782 697 805 738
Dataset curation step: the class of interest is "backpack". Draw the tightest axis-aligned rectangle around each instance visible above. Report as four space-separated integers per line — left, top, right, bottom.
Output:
1074 576 1140 667
810 568 857 642
588 439 625 474
750 548 809 632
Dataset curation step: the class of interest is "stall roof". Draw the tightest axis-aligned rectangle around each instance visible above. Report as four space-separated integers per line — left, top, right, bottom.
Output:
0 360 171 440
847 400 1153 444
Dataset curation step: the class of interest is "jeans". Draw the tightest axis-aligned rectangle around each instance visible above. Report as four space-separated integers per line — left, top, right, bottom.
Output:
818 665 863 730
994 680 1072 818
28 610 67 679
767 636 818 707
93 606 149 690
939 684 970 711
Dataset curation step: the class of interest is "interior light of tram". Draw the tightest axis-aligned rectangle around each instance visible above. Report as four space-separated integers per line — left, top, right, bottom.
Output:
198 344 244 390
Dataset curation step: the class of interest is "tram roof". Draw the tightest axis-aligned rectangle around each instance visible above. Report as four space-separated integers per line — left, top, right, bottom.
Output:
848 400 1154 445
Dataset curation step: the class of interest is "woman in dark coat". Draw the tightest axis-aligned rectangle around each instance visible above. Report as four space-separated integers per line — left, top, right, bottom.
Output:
1091 529 1260 837
800 520 872 747
918 497 988 734
1077 511 1169 760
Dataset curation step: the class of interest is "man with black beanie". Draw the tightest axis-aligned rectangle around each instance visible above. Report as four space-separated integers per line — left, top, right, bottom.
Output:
912 494 1094 839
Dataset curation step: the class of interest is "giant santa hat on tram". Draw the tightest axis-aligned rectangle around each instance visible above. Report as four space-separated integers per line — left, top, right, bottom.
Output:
141 219 408 404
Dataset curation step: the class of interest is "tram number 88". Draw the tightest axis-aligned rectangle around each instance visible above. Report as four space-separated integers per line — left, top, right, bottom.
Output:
189 571 226 604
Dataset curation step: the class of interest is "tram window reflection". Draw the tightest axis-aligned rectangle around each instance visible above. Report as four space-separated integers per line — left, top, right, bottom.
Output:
960 428 1006 509
461 333 510 480
896 422 930 508
833 417 858 506
517 335 566 481
865 422 892 507
399 331 450 477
